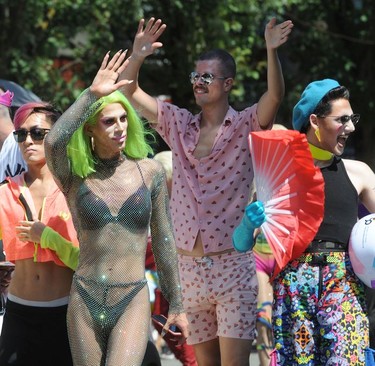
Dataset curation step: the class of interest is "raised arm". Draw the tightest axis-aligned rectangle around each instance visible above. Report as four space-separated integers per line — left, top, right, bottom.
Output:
119 18 167 124
257 17 293 128
44 89 97 192
45 50 131 191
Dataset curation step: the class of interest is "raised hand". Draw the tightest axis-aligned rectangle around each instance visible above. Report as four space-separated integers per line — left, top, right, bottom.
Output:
232 201 266 253
131 18 167 59
245 201 266 228
265 17 293 49
90 50 132 98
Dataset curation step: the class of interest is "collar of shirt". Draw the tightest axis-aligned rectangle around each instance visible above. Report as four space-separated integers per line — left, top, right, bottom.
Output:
188 107 235 130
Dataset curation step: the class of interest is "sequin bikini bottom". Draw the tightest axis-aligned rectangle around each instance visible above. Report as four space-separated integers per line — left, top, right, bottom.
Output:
73 274 147 351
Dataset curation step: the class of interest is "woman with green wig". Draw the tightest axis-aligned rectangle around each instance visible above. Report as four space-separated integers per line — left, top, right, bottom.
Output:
45 50 188 366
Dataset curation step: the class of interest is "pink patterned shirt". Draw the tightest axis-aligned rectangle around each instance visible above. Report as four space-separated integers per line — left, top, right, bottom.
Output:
155 100 264 253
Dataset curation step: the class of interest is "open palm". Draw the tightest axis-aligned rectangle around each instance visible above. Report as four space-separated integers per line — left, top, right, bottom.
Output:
132 18 167 58
90 50 131 97
265 17 293 49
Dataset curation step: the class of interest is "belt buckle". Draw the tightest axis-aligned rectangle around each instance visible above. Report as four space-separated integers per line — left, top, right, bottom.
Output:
309 253 327 266
195 256 213 269
324 241 337 250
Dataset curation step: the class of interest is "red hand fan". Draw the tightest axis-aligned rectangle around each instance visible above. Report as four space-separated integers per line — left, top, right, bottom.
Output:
249 130 325 279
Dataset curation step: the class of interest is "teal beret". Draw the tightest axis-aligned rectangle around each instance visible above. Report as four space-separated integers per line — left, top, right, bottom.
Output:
292 79 340 131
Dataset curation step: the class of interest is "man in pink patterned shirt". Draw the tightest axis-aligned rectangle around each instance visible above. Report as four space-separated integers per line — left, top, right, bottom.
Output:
121 17 293 366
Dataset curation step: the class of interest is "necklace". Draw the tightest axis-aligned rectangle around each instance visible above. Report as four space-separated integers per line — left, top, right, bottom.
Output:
95 151 126 168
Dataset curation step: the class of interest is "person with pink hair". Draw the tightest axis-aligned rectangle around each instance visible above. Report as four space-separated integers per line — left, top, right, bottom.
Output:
0 102 79 366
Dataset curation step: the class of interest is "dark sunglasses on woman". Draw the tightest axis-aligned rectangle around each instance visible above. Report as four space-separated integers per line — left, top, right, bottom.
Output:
13 127 51 143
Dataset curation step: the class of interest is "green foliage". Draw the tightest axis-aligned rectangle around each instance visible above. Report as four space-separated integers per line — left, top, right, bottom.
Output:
0 0 374 164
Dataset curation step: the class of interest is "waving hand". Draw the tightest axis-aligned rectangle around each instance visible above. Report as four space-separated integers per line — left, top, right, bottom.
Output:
131 18 167 59
90 50 133 98
265 17 293 49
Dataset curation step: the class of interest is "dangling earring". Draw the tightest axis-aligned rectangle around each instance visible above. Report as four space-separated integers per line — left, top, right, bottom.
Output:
315 128 321 142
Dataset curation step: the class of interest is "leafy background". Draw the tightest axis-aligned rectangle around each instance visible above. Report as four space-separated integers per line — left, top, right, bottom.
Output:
0 0 374 164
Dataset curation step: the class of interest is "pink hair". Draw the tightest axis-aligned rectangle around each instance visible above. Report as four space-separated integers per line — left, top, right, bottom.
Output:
13 102 61 129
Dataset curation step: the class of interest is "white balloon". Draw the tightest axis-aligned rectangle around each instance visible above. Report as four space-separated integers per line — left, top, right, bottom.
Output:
349 213 375 288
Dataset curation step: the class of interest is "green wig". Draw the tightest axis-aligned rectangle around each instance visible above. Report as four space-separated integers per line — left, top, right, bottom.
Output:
67 90 154 178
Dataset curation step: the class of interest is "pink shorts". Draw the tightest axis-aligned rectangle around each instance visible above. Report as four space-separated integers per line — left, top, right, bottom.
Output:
178 250 258 345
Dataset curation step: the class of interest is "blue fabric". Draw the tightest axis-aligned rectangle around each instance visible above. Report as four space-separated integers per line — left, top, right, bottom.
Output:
232 201 265 252
292 79 340 131
366 348 375 365
232 217 255 252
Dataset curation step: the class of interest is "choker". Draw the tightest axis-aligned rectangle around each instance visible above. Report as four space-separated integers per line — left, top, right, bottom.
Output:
308 143 333 161
95 152 126 168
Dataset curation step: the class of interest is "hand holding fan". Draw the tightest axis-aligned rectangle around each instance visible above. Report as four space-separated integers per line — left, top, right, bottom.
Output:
249 129 325 278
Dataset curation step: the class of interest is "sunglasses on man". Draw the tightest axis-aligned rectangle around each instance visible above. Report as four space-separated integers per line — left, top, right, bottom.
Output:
189 72 228 86
318 114 360 125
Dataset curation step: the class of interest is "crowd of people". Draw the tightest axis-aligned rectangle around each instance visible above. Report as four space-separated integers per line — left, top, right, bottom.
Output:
0 13 374 366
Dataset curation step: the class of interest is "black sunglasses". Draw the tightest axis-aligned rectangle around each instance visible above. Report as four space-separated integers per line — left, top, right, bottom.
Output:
319 114 360 125
13 127 51 143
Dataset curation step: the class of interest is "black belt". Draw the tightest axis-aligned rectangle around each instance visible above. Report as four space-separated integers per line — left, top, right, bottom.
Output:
304 240 347 253
297 253 343 265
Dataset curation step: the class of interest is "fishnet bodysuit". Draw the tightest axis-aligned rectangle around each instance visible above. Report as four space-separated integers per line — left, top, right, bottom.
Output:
45 90 183 366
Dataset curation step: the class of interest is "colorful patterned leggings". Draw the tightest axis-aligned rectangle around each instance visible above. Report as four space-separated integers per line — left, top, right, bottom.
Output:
273 252 369 366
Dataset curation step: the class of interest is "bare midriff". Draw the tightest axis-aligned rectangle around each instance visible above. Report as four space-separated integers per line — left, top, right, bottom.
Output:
177 231 234 257
9 258 73 301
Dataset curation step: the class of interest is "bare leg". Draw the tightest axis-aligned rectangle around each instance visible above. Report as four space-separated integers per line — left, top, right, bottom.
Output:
193 337 252 366
67 280 150 366
193 338 221 366
67 288 103 365
219 337 253 366
106 287 150 366
256 270 273 366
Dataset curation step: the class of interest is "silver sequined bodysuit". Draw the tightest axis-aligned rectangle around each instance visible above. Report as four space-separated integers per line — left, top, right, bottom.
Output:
45 90 183 366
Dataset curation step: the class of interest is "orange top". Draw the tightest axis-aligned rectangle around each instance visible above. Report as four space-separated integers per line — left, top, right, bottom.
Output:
0 173 78 266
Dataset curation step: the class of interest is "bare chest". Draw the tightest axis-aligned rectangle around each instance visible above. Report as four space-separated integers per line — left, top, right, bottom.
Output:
193 125 221 159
